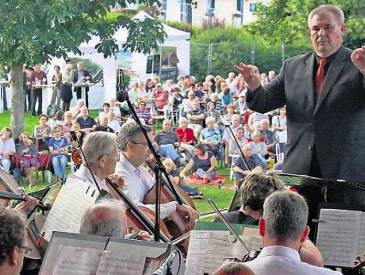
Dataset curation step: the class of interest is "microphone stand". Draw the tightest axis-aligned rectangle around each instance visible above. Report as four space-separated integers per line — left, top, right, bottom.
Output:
118 69 183 242
224 124 251 172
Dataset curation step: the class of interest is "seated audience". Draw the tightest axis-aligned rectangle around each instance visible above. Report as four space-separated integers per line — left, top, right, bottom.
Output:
260 119 277 154
17 132 39 186
108 112 121 133
181 91 196 114
181 143 216 183
151 83 169 112
248 112 269 131
233 144 267 184
33 114 51 146
271 106 287 144
155 119 181 166
199 116 221 157
48 110 64 130
250 131 267 161
0 127 16 172
206 101 222 126
0 207 28 275
175 117 196 147
135 100 153 125
209 93 224 111
98 102 112 121
109 98 122 120
95 115 114 133
75 106 96 133
187 101 205 137
229 127 248 156
245 191 339 273
62 111 73 142
213 262 256 275
70 98 85 119
162 158 202 198
48 125 69 181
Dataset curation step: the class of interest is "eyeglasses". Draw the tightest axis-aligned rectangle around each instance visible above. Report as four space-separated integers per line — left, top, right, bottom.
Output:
107 152 120 159
19 245 32 256
130 141 148 146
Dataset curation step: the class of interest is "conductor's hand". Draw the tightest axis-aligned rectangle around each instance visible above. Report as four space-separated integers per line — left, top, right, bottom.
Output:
351 46 365 72
234 63 261 91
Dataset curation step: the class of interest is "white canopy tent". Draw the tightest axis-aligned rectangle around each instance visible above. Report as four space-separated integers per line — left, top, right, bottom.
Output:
50 11 190 109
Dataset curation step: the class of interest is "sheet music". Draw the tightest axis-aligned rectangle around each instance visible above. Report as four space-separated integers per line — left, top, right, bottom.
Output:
96 251 145 275
358 212 365 255
52 246 103 275
316 209 362 267
41 176 98 241
185 230 234 275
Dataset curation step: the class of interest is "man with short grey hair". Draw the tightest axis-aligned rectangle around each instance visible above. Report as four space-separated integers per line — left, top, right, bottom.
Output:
245 191 341 275
115 120 198 221
80 200 127 237
74 131 125 193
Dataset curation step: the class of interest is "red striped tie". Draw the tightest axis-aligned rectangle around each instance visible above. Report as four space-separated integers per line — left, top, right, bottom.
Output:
316 58 327 96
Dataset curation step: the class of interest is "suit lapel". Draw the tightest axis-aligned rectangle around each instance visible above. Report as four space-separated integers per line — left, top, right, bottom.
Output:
304 53 316 113
313 47 347 115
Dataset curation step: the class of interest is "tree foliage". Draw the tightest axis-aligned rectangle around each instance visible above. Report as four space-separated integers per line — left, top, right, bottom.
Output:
0 0 165 136
250 0 365 48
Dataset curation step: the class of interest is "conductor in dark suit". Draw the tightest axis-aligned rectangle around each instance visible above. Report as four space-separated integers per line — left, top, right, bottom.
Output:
73 61 92 107
235 4 365 232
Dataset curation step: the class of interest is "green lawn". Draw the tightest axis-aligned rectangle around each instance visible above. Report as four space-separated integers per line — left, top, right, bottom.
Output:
2 110 235 216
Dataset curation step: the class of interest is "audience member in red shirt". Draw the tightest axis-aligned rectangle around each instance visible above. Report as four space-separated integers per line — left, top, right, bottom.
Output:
175 117 196 145
151 83 169 111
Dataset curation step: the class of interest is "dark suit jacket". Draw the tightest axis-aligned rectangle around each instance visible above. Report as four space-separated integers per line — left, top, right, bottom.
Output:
246 46 365 181
73 69 91 92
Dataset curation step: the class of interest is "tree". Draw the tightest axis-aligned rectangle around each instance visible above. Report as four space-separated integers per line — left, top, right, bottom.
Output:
0 0 165 137
250 0 365 48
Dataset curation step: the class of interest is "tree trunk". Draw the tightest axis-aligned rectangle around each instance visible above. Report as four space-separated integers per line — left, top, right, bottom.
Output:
10 64 25 138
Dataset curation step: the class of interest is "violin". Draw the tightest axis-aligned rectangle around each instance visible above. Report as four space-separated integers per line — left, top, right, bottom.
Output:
0 167 42 260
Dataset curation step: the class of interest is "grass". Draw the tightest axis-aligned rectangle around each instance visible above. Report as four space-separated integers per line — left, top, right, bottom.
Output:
2 110 236 216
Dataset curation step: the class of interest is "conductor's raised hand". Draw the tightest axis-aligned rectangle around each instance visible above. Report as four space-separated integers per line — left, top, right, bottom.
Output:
351 46 365 72
234 63 261 90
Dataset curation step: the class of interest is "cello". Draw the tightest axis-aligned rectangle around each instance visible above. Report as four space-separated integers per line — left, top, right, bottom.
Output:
143 165 198 253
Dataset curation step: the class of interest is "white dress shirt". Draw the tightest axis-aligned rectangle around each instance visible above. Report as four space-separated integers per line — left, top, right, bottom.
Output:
245 246 342 275
74 165 108 191
115 154 177 219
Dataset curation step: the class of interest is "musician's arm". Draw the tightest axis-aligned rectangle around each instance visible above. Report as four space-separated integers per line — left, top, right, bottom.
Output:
299 239 324 267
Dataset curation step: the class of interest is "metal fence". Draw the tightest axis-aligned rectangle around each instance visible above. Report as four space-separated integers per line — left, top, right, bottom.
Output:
190 41 309 81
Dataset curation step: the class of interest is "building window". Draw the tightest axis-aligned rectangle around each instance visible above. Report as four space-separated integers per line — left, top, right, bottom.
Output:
207 0 215 18
236 0 243 11
249 3 257 12
161 0 167 19
236 0 244 25
179 0 188 23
